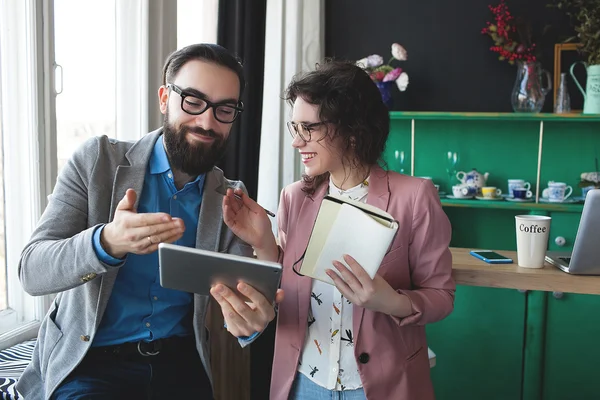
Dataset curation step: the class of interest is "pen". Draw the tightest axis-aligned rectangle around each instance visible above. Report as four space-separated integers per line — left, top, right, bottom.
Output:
232 193 276 218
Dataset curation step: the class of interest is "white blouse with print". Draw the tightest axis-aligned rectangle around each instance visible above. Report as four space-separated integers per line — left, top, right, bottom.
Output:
297 177 370 391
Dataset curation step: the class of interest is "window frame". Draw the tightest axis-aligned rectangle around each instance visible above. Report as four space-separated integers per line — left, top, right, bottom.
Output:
0 0 55 349
0 0 213 349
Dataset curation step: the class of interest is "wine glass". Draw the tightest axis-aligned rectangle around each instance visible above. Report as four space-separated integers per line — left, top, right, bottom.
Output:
394 150 406 174
446 151 460 185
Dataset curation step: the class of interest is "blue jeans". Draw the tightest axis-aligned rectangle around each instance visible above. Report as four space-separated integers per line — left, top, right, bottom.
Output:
51 348 212 399
289 372 366 400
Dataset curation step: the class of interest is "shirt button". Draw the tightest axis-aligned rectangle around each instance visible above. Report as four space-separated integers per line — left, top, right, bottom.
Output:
173 195 177 200
153 296 158 301
332 367 337 372
168 173 172 178
145 322 151 328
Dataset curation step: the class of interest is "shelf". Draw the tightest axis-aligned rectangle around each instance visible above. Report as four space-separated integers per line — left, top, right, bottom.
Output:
389 111 600 122
440 198 584 213
451 248 600 295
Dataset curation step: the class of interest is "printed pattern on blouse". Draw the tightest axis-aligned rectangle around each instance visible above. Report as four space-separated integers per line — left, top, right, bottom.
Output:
297 177 369 391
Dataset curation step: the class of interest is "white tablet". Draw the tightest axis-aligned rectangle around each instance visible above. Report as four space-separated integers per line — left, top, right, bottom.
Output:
158 243 283 302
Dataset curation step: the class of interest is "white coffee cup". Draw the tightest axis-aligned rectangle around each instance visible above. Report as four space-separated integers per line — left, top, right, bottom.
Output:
515 215 551 268
452 185 470 198
542 181 573 202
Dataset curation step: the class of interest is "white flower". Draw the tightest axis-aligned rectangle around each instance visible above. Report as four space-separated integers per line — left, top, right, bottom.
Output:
356 57 369 69
391 43 408 61
366 54 384 68
396 72 409 91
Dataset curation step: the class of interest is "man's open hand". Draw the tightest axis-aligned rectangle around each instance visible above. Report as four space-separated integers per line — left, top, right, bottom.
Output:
101 189 185 258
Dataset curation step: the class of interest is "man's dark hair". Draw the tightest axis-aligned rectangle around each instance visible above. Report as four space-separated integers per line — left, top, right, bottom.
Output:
285 59 390 196
162 43 246 98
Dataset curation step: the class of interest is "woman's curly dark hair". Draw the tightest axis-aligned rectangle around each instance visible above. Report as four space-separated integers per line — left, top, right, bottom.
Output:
284 59 390 196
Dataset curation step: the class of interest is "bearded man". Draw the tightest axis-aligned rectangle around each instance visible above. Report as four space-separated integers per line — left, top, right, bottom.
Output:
16 44 281 400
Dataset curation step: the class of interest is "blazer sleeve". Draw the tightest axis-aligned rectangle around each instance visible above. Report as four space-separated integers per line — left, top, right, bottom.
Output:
394 179 455 326
18 137 123 296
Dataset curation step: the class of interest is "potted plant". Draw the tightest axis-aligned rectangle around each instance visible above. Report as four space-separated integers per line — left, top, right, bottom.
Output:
551 0 600 114
356 43 410 109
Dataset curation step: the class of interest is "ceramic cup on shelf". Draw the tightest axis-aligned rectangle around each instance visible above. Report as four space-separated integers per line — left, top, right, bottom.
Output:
515 215 551 268
508 179 531 194
481 186 502 199
452 185 470 198
542 181 573 202
512 188 533 199
582 185 596 198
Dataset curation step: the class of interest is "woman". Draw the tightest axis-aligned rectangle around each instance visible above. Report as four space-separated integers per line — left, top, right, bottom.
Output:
222 60 455 400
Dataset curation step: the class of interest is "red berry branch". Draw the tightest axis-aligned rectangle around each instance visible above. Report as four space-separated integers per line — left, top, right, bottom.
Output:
481 0 537 64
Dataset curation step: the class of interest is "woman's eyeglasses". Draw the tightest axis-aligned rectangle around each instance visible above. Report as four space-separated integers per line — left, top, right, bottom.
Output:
286 121 329 142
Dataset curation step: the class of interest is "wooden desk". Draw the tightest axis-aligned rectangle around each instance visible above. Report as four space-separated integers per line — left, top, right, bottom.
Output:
451 248 600 295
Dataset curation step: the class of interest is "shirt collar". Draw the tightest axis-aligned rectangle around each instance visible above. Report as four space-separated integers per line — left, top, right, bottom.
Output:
149 136 171 175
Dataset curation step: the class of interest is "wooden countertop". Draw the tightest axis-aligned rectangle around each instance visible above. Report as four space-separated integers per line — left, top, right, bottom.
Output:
451 248 600 295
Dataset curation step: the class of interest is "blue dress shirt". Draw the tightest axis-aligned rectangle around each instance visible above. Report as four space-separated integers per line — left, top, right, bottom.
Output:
92 136 205 346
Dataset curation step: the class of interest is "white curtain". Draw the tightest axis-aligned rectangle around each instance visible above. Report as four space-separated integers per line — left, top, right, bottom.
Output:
257 0 325 233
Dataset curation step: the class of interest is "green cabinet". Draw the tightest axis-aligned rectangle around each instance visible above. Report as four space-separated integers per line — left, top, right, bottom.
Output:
427 286 526 400
383 112 600 400
542 292 600 400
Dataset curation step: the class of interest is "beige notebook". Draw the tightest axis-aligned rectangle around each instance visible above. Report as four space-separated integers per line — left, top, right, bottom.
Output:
299 194 399 285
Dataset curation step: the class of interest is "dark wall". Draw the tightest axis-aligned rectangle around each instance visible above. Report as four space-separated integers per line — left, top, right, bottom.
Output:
325 0 581 112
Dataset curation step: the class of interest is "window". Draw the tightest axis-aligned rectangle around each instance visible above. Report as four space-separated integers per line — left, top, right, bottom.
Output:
0 0 217 349
54 0 117 172
0 0 52 346
0 118 6 313
177 0 218 48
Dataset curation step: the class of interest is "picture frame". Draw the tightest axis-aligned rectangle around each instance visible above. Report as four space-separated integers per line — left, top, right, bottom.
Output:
553 43 584 113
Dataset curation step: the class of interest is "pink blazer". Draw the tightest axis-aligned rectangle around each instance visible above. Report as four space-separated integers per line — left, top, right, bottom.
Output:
270 166 455 400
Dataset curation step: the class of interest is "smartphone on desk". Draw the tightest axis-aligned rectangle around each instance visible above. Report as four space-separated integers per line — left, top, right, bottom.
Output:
469 250 513 264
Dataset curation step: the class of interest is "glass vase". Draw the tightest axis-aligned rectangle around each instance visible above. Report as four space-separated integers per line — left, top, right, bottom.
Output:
554 72 571 114
511 61 552 113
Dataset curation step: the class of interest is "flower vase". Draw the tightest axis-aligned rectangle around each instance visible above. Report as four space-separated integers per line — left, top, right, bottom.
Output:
511 61 552 113
375 81 394 109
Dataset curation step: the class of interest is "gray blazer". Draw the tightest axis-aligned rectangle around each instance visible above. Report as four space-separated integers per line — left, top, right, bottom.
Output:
16 129 253 400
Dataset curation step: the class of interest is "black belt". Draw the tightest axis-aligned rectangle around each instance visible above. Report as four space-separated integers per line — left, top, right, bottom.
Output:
88 335 196 359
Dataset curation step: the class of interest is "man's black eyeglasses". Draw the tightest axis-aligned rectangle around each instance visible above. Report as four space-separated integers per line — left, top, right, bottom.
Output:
166 83 244 124
286 121 329 142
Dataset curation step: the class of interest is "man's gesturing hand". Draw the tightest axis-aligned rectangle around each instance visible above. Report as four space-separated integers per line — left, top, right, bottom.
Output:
101 189 185 258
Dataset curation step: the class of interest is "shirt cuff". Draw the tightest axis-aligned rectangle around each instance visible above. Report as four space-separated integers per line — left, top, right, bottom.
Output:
92 225 124 266
223 323 259 342
238 331 260 342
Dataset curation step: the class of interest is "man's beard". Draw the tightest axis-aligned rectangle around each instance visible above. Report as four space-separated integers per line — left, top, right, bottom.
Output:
162 112 229 176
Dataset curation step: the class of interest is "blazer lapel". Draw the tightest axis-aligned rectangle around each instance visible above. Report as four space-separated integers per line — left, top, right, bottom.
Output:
295 182 329 334
98 130 161 326
108 130 162 220
353 165 391 342
365 165 391 214
195 169 225 251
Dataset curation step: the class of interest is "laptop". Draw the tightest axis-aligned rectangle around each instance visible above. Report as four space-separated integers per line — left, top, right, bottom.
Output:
545 189 600 275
